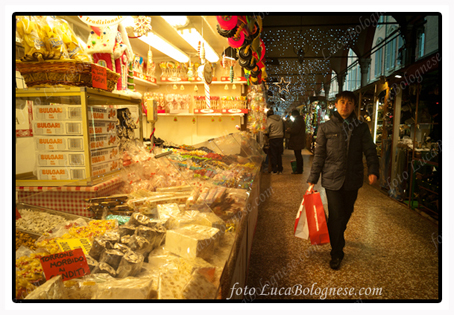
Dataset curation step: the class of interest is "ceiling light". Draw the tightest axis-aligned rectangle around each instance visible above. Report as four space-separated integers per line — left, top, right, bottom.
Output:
161 16 189 28
395 74 402 78
140 31 189 63
178 28 219 63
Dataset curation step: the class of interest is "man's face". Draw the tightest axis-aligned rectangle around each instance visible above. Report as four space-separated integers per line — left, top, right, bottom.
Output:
335 97 355 119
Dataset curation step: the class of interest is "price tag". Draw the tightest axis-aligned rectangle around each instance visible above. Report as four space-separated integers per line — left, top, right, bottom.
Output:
92 65 107 90
39 248 90 281
56 238 92 256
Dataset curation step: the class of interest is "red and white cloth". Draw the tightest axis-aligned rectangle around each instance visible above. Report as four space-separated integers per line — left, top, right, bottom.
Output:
16 177 122 217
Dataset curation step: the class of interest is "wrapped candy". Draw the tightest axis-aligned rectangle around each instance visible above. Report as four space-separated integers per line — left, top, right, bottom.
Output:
116 250 144 278
92 262 117 278
99 249 124 269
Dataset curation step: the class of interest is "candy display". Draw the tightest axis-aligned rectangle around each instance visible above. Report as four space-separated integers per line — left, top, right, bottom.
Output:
16 209 67 235
246 85 266 134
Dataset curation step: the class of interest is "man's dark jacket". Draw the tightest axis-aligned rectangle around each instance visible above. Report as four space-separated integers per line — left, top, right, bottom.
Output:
288 115 306 150
307 111 379 191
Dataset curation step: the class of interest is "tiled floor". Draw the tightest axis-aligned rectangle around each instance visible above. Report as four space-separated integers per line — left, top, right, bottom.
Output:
245 149 439 301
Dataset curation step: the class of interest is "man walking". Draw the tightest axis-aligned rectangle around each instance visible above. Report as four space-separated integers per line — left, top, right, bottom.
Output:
287 109 306 174
307 91 379 270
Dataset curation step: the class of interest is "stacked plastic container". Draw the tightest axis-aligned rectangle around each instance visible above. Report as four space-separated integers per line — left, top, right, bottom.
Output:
33 104 120 180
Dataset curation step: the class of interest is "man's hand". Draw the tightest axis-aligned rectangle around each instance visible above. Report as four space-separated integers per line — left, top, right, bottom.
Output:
369 174 377 185
307 183 315 191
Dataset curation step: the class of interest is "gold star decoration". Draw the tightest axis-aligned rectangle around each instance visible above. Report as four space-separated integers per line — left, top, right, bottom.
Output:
274 77 291 94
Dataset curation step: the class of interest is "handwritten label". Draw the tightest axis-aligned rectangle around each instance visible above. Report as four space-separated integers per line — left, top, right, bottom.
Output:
56 238 92 256
39 248 90 281
92 65 107 90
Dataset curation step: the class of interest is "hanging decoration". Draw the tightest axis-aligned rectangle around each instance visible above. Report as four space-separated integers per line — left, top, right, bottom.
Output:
274 77 291 94
132 16 152 38
180 85 184 90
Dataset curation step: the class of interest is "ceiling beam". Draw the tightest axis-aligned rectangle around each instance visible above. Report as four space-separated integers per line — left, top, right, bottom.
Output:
263 22 399 28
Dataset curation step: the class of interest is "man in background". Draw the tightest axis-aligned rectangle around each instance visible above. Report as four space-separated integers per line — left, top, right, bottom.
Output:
265 108 285 174
287 109 306 174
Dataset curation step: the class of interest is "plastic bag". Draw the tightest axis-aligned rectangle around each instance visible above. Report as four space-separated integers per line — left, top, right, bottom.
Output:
16 16 46 61
93 275 155 299
25 275 63 300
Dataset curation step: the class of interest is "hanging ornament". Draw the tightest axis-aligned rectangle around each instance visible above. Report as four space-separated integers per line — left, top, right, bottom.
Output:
232 84 237 90
211 117 215 122
194 85 198 92
197 41 202 59
274 77 291 94
229 66 234 83
200 42 206 64
132 16 152 38
192 117 196 124
224 84 229 90
173 84 178 90
219 117 222 122
232 117 235 121
205 82 211 109
180 85 184 90
174 117 178 122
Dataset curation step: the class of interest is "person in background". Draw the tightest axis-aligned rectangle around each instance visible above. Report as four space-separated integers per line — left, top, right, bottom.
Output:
283 113 292 149
307 91 379 270
264 108 285 174
286 109 306 174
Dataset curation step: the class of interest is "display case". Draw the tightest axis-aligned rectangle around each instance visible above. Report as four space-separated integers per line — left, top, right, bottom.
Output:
15 132 263 300
15 87 142 187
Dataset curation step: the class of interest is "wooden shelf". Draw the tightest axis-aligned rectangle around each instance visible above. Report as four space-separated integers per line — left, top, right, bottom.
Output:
158 80 247 85
134 77 159 88
158 113 244 117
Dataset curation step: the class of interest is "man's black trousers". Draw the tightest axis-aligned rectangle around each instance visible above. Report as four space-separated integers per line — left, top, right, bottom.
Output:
268 138 283 173
325 186 359 259
293 149 303 173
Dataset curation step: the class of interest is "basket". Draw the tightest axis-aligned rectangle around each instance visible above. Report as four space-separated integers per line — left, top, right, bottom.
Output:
16 60 120 92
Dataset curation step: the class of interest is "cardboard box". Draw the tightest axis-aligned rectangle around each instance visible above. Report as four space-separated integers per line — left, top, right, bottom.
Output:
36 166 86 180
90 146 120 165
89 134 119 150
36 152 85 166
33 121 83 135
35 136 85 151
91 160 121 177
88 121 117 135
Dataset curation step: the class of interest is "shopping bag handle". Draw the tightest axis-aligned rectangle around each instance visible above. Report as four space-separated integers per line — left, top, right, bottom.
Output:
307 184 316 193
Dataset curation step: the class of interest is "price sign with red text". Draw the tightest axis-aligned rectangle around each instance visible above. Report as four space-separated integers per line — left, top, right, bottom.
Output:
92 65 108 90
39 248 90 281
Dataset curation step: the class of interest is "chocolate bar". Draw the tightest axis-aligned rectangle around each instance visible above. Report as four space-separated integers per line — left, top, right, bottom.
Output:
89 237 114 261
119 225 136 238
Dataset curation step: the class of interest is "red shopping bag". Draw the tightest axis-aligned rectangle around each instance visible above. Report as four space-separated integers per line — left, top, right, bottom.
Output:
294 197 309 239
297 190 330 245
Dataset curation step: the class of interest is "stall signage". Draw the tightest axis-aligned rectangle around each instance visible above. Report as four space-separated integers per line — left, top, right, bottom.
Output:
221 109 248 114
56 238 92 256
39 248 90 281
92 65 107 90
79 16 124 27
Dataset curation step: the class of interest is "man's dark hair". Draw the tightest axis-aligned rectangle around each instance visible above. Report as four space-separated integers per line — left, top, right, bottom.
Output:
335 91 356 106
267 108 274 117
291 109 300 116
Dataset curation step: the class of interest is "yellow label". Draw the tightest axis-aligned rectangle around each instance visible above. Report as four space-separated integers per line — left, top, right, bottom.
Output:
56 238 92 256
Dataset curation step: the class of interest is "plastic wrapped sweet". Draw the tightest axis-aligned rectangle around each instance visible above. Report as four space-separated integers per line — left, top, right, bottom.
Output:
16 16 46 61
89 237 113 261
93 275 155 299
121 235 132 244
127 212 152 227
99 249 124 269
24 275 64 300
182 270 217 299
85 255 99 273
127 235 153 258
92 262 117 277
158 269 191 299
62 274 113 299
116 250 144 278
165 225 221 260
118 225 136 238
156 203 182 229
